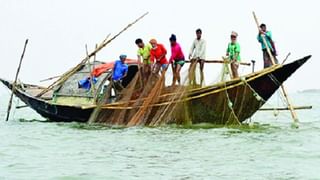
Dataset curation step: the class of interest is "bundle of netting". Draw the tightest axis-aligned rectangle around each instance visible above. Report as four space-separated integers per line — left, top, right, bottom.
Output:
89 60 250 127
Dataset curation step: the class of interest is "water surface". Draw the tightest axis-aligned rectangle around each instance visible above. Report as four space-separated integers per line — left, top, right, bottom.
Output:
0 90 319 179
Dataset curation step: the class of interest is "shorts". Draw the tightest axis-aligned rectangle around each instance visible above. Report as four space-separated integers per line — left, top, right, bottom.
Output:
161 63 168 70
153 62 168 72
173 60 185 68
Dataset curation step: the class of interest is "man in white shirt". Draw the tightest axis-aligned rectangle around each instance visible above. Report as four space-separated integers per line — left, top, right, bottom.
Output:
189 28 206 86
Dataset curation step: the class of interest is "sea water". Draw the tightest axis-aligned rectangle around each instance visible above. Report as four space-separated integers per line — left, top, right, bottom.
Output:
0 89 319 180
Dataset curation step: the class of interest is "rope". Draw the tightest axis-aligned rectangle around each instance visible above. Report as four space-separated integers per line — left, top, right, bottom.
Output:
85 62 283 126
240 76 266 103
98 69 272 110
81 65 282 109
223 82 241 125
268 74 282 87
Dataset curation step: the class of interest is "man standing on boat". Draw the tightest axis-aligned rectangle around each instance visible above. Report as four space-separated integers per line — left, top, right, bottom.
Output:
189 28 206 86
135 38 152 84
112 54 128 89
257 23 278 68
226 31 241 78
149 39 169 74
169 34 185 86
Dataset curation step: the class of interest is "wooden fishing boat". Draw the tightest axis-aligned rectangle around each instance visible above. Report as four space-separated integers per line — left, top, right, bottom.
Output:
0 55 311 124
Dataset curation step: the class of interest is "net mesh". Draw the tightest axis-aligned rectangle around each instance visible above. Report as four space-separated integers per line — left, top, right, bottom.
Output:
89 61 261 127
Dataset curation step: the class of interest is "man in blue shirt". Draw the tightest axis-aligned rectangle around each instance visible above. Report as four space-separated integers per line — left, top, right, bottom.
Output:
257 24 278 68
112 54 128 81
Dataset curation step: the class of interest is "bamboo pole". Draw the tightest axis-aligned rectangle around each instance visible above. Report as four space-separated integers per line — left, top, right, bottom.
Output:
16 105 29 109
253 11 299 125
36 11 149 97
39 44 99 83
185 60 251 66
259 106 312 111
41 57 249 83
253 12 276 65
36 34 110 97
92 43 98 102
282 52 291 65
39 75 60 82
94 44 98 62
5 39 29 121
85 44 96 98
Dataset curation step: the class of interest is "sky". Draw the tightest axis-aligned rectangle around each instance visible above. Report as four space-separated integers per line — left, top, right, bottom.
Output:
0 0 319 94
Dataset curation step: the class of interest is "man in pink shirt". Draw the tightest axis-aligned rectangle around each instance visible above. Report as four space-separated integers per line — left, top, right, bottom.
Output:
169 34 185 86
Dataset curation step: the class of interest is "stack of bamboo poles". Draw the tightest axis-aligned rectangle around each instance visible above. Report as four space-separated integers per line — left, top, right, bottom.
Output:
36 12 149 98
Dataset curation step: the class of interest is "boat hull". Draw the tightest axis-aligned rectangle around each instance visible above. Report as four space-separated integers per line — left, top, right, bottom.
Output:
0 80 91 122
0 55 311 124
182 56 310 124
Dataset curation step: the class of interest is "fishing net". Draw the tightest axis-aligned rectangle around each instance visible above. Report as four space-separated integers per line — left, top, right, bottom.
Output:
89 67 143 125
89 60 261 127
88 62 195 126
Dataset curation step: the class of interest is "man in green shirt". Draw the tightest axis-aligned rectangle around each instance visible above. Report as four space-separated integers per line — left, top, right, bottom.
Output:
226 31 241 78
135 38 152 84
257 23 278 68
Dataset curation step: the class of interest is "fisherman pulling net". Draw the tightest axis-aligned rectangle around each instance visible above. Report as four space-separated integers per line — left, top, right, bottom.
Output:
87 31 267 127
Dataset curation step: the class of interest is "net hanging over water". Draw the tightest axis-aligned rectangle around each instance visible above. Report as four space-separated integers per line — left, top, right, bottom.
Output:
89 61 263 127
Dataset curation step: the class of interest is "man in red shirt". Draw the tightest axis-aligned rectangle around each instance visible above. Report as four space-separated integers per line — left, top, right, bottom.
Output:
149 39 169 75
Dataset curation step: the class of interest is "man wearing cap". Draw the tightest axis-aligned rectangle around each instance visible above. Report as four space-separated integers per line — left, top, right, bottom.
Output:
112 54 128 82
149 39 169 74
169 34 185 86
135 38 152 84
189 28 206 85
257 23 278 68
226 31 241 78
